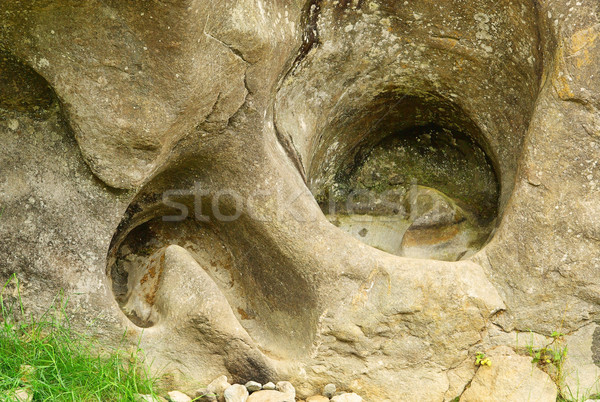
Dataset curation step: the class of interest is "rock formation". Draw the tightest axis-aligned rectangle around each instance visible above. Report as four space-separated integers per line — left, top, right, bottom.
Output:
1 0 599 400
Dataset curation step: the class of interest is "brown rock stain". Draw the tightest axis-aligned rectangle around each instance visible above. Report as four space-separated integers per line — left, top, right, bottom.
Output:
402 224 460 247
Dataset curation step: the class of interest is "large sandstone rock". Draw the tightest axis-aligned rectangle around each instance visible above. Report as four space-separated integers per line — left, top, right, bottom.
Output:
0 0 599 401
460 346 557 402
563 324 600 400
246 390 294 402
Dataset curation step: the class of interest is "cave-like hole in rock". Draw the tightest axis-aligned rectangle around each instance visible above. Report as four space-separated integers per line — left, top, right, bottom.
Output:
106 183 318 358
310 95 500 261
0 51 55 113
109 214 238 329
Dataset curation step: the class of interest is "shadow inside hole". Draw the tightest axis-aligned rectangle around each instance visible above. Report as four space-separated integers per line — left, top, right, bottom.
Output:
0 51 55 113
110 217 237 328
317 124 499 262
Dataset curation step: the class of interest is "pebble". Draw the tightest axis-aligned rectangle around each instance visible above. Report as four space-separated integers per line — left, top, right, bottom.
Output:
6 388 33 402
331 393 363 402
275 381 296 398
224 384 249 402
262 382 276 390
247 390 295 402
194 376 364 402
245 381 262 392
207 375 231 399
167 390 192 402
19 365 36 383
323 384 336 398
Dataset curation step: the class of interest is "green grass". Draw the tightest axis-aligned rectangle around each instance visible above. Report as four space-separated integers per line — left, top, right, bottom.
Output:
0 274 161 401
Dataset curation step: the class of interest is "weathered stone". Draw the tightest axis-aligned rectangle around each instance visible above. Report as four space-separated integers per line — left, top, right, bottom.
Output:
167 391 192 402
563 323 600 399
460 346 557 402
2 389 33 402
262 382 276 391
323 384 336 399
275 381 295 398
247 390 295 402
244 381 262 392
19 365 35 384
330 393 362 402
206 376 232 401
0 0 599 401
224 384 249 402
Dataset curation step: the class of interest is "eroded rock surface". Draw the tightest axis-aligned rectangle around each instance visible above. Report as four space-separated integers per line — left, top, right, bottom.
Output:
1 0 599 401
460 346 557 402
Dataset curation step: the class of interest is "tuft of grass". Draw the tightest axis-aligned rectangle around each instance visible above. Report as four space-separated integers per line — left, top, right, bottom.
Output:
0 274 161 401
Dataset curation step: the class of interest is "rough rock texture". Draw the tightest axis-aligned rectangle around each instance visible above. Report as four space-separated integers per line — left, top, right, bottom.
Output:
224 384 249 402
330 393 363 402
167 391 192 402
563 323 600 399
246 390 294 402
460 346 557 402
1 0 599 401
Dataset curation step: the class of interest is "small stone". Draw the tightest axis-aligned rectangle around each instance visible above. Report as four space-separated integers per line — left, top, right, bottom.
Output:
206 375 231 398
275 381 295 398
245 381 262 392
262 382 276 390
3 389 33 402
461 346 557 402
224 384 249 402
307 396 330 402
331 393 363 402
19 365 36 383
167 390 192 402
323 384 336 398
247 390 294 402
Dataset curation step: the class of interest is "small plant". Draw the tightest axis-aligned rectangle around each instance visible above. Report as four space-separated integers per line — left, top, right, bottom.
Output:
523 328 572 400
529 345 567 366
0 274 162 401
475 351 491 367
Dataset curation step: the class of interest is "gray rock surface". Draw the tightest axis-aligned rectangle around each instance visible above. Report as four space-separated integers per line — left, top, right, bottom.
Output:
246 390 294 402
563 324 600 399
244 381 262 393
167 391 192 402
330 394 362 402
460 346 557 402
224 384 249 402
0 0 599 401
1 389 33 402
206 376 232 401
275 381 295 398
262 382 275 391
323 384 336 399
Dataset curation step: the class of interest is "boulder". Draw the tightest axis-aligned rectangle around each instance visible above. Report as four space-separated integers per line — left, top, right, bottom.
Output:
247 390 295 402
460 347 557 402
224 384 249 402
